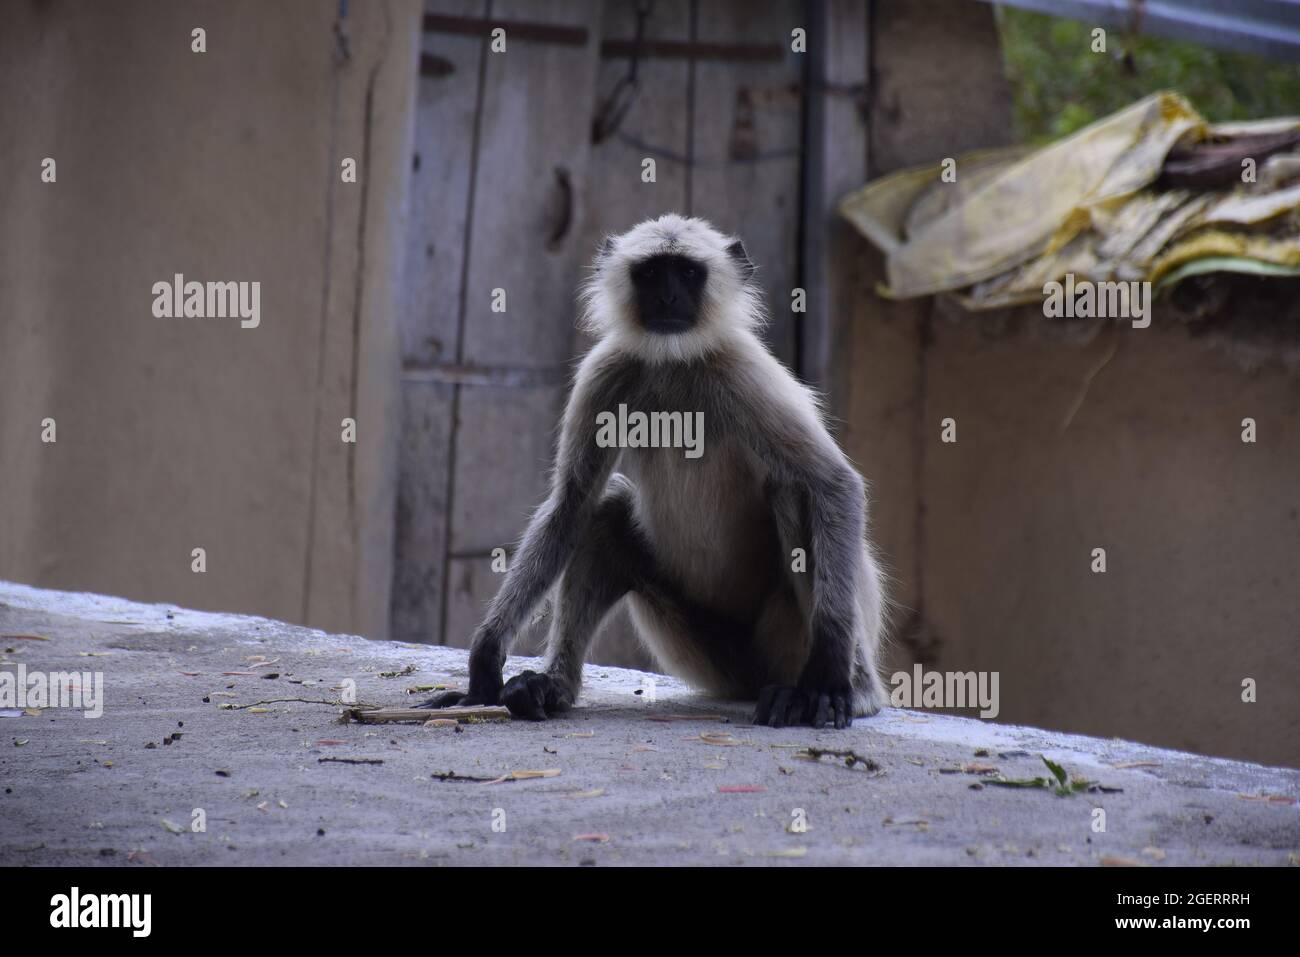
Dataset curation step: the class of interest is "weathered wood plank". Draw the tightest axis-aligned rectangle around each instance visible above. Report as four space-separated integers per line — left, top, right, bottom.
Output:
459 0 604 368
442 554 495 650
389 380 455 642
690 0 805 367
345 705 511 723
443 553 550 654
579 0 692 261
568 1 693 673
401 0 488 369
442 0 603 651
801 0 868 415
391 0 490 644
450 383 565 553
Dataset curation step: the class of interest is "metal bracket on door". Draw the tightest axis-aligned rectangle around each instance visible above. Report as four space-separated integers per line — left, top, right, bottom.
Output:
401 363 569 389
422 14 589 46
599 39 783 62
420 14 783 63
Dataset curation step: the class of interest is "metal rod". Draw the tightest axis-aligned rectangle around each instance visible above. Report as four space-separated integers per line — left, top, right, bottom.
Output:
422 13 589 46
600 38 783 61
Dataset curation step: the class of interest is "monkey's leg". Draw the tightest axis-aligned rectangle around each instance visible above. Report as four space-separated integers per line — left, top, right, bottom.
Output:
753 474 867 730
413 470 617 711
501 484 647 720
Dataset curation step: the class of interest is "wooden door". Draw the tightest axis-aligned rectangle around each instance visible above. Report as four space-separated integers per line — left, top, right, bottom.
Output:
393 0 811 667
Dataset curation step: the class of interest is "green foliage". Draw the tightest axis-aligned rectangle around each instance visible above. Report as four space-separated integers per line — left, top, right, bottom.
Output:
997 7 1300 144
983 756 1103 796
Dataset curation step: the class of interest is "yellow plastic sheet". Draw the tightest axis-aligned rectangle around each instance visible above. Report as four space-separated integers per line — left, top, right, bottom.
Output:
839 91 1300 310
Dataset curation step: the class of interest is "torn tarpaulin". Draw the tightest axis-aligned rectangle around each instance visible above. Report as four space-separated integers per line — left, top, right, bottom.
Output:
839 92 1300 311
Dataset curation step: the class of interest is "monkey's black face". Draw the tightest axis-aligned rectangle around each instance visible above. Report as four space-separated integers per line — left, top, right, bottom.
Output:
630 254 708 334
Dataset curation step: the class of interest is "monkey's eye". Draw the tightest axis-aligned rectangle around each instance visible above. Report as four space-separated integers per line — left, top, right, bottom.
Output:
682 266 696 278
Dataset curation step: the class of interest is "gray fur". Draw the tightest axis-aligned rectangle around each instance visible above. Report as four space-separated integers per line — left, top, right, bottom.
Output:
425 215 889 727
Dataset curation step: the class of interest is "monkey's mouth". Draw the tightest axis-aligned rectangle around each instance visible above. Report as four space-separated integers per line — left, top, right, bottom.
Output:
642 316 696 334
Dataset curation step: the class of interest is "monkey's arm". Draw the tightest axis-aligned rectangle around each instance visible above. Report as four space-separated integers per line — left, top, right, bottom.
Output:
447 354 626 706
796 463 867 709
745 368 867 728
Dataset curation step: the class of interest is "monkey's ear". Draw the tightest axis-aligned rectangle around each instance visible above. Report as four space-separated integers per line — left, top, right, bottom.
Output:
599 237 616 261
726 240 756 280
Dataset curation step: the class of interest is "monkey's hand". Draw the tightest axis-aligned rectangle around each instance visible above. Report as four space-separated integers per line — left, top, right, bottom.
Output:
500 670 569 721
412 688 497 709
414 640 509 710
415 670 568 720
753 683 854 730
414 658 504 709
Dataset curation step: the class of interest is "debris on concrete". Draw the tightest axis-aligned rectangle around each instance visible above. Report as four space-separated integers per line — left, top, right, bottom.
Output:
1 581 1296 866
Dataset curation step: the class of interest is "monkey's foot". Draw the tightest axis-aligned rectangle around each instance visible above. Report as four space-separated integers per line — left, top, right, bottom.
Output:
501 670 568 721
753 684 854 730
412 689 499 709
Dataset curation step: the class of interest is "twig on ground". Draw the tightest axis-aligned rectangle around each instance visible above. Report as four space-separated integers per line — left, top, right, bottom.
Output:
797 747 881 772
221 697 364 710
343 705 510 724
430 770 501 782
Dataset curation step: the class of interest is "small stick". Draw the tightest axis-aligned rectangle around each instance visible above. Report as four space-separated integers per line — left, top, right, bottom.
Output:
430 770 498 782
798 747 880 771
318 757 384 765
645 713 728 723
222 697 365 710
344 705 511 724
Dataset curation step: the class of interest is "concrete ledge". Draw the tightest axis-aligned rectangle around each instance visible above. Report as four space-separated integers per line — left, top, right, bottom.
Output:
1 581 1295 866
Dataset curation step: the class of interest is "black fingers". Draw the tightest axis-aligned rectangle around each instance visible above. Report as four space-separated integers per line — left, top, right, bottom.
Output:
501 670 555 721
836 692 852 729
412 683 505 710
805 688 852 729
753 684 854 729
753 685 804 728
413 690 469 709
811 692 852 729
812 692 831 729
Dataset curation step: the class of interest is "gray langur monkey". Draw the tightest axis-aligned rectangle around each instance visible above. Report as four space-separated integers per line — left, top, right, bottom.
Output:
420 214 889 728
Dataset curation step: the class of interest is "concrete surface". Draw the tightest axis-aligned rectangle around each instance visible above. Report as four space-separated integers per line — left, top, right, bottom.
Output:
1 581 1296 866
